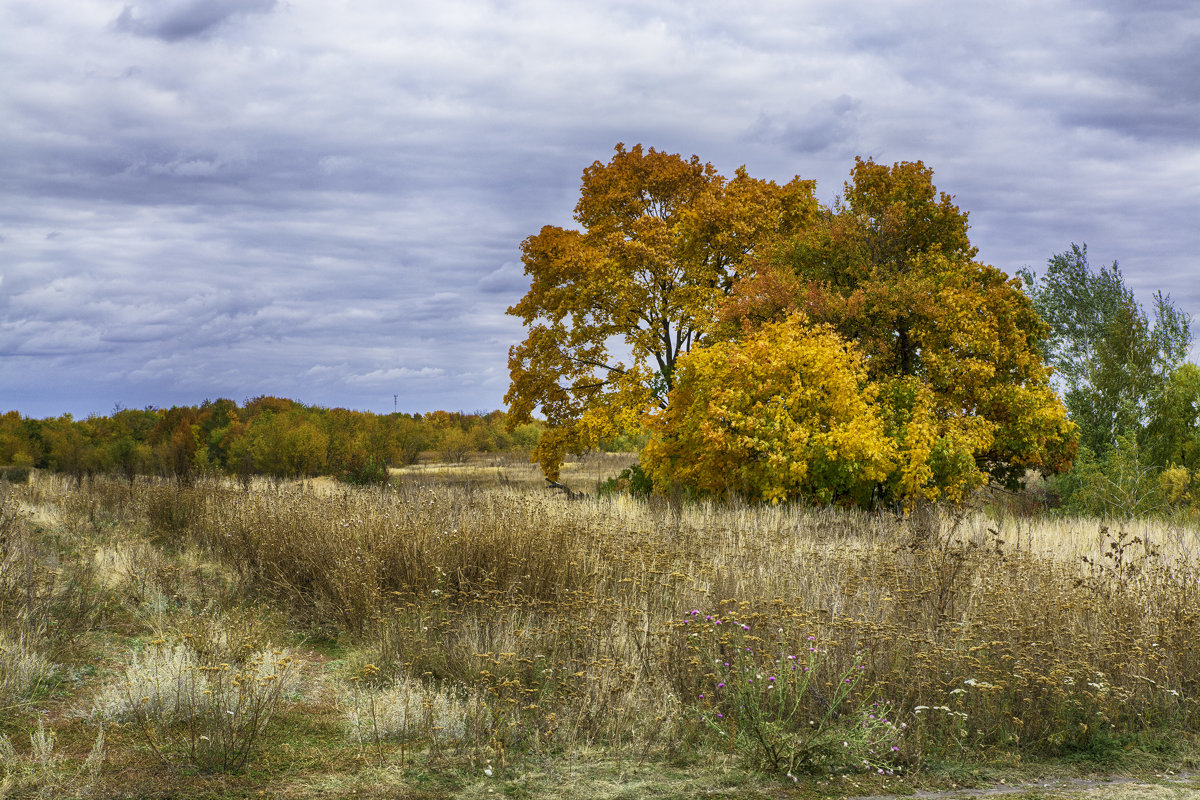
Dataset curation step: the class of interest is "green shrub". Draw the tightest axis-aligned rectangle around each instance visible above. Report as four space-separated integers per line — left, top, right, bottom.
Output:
597 463 653 498
340 456 390 486
0 466 30 484
1052 436 1166 518
681 611 906 775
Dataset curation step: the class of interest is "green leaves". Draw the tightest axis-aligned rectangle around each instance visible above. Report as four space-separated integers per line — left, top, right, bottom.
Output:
1021 243 1193 455
1145 363 1200 472
1020 245 1199 515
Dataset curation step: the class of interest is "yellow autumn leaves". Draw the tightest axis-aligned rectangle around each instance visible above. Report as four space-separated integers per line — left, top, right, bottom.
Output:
642 316 892 504
640 314 1070 506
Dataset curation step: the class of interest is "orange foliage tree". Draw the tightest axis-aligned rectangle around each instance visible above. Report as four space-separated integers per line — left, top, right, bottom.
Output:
511 148 1077 505
505 143 820 478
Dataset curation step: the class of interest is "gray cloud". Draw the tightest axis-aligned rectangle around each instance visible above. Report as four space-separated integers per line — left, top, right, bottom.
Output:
115 0 276 41
745 95 864 156
477 262 528 296
0 0 1196 418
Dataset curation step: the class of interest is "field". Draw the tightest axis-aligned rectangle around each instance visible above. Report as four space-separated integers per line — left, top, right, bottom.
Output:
1 455 1199 799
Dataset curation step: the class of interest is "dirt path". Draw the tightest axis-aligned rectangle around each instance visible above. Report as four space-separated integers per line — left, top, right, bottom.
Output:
857 772 1199 799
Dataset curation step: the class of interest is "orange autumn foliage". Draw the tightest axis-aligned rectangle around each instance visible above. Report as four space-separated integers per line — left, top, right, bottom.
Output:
709 159 1076 503
505 143 819 478
508 148 1077 505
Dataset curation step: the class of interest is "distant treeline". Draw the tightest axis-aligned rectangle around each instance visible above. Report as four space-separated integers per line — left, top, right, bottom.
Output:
0 398 547 484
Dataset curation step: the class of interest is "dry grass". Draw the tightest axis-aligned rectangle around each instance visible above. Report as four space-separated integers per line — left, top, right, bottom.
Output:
92 637 300 771
0 633 56 712
0 468 1198 798
390 450 639 492
114 475 1200 757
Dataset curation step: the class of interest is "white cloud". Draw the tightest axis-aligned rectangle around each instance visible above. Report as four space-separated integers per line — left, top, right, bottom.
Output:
349 367 446 385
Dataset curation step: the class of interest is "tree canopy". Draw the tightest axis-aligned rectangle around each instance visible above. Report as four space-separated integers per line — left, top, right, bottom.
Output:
509 147 1078 506
505 143 820 478
1019 245 1197 515
664 157 1075 503
0 401 541 484
641 314 894 504
1020 243 1193 455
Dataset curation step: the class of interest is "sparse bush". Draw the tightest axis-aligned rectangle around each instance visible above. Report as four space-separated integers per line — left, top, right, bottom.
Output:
144 483 200 538
0 633 56 708
0 718 106 797
681 611 906 775
94 637 300 772
0 719 59 796
346 667 489 761
0 466 31 484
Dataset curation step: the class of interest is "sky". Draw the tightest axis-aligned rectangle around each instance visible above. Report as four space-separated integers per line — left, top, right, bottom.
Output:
1 0 1198 419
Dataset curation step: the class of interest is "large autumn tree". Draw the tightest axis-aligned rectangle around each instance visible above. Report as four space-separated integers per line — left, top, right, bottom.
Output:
505 143 820 477
509 148 1076 504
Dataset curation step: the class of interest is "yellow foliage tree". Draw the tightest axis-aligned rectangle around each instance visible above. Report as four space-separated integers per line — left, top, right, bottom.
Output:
505 143 819 478
642 315 895 505
719 158 1077 503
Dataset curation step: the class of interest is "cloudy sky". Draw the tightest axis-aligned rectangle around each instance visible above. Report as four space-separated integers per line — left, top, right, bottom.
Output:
2 0 1197 419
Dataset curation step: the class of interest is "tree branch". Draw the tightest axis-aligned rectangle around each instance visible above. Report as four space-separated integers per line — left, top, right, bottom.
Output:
570 356 627 375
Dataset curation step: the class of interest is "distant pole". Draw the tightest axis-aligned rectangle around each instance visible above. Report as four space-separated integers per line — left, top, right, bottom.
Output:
394 394 398 412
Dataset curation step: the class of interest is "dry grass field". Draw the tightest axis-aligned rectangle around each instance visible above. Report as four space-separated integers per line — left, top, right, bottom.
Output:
1 458 1198 798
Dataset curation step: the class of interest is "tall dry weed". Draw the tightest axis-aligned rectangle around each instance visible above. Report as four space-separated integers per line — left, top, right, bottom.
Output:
94 635 300 771
0 633 56 711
